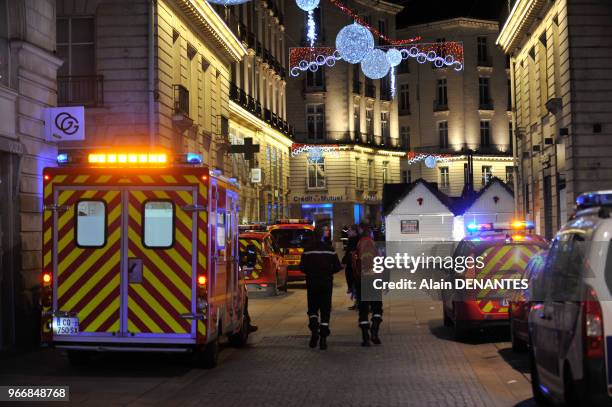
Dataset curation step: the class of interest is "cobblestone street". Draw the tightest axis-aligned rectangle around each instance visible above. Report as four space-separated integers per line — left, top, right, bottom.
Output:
1 277 535 407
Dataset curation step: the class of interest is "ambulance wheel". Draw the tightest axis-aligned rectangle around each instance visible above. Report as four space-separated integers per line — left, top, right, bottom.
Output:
200 334 219 368
67 350 91 366
229 315 249 347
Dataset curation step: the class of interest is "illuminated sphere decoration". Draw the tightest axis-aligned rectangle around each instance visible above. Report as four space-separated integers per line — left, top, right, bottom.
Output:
386 48 402 67
424 155 437 169
296 0 319 11
360 48 390 79
335 23 374 64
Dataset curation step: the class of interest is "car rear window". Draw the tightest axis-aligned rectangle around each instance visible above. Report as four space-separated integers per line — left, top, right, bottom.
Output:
270 228 314 249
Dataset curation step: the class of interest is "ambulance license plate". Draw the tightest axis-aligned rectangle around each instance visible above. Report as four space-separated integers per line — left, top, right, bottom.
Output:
54 317 79 335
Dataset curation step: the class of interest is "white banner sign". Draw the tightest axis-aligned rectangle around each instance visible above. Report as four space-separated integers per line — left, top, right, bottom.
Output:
250 168 262 183
45 106 85 142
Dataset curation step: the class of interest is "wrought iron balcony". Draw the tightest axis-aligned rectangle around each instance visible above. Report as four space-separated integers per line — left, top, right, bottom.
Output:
58 75 104 107
173 84 189 117
433 100 449 112
479 100 494 110
477 56 493 67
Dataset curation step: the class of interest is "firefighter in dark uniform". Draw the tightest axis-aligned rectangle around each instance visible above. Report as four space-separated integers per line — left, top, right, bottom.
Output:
299 227 343 350
353 223 383 346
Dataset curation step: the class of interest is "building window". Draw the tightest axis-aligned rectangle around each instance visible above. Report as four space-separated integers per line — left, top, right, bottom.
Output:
438 121 449 149
143 201 174 248
380 75 391 100
382 162 389 184
307 156 326 188
400 126 410 150
368 159 375 188
479 77 492 108
436 79 448 109
366 108 374 139
506 166 514 184
524 184 530 214
481 166 492 186
381 111 390 141
399 84 410 114
306 68 324 89
439 167 450 189
477 36 489 65
402 170 411 184
480 120 491 147
353 104 360 134
57 17 95 76
509 121 514 151
306 104 325 140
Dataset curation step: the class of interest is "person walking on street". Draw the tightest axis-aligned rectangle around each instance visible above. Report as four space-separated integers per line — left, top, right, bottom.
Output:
342 225 359 309
353 223 383 346
299 227 342 350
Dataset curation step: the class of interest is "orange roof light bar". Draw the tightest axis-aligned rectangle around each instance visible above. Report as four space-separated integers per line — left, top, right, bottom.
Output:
88 153 168 166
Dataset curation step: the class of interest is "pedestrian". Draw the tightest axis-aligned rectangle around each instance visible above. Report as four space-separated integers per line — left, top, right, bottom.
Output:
352 222 383 346
299 227 343 350
341 225 359 309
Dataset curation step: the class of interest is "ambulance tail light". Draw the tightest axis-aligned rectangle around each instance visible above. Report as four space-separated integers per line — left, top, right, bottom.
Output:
197 275 207 287
196 274 208 312
583 287 604 359
41 271 53 308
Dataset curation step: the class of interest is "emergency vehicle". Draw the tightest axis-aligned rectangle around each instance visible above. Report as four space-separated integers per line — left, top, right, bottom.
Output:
239 230 288 295
40 151 249 367
441 220 548 340
268 219 315 281
529 191 612 405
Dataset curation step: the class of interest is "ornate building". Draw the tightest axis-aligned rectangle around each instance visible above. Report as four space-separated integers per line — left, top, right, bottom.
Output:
498 0 612 238
216 1 294 224
396 17 514 198
285 0 405 236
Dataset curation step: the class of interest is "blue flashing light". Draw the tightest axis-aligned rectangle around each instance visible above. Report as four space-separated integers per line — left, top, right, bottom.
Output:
57 153 69 164
576 191 612 209
229 177 238 184
467 222 478 231
185 153 203 164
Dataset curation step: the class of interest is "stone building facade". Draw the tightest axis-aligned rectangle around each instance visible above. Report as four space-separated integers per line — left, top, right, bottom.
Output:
396 18 514 197
498 0 612 238
216 1 294 224
284 0 405 236
0 0 63 349
56 0 245 172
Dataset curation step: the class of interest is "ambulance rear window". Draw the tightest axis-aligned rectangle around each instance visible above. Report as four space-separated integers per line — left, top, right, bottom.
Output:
76 200 106 247
143 201 174 248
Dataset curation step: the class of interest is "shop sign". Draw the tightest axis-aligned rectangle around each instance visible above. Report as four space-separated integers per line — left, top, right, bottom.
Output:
293 195 343 202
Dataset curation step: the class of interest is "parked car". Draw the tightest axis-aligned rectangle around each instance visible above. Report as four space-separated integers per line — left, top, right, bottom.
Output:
529 191 612 405
239 231 288 295
508 250 548 351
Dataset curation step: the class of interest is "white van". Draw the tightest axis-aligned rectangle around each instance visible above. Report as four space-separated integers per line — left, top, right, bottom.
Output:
529 191 612 405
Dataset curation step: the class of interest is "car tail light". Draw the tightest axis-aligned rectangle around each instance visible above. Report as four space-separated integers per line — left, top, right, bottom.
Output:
41 271 53 308
583 287 604 359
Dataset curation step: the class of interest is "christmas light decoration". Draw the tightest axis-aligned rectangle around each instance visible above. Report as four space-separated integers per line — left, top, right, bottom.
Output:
390 67 396 98
386 48 402 67
360 48 390 79
328 0 421 45
406 152 451 166
296 0 319 11
335 23 374 64
289 42 464 77
291 143 340 158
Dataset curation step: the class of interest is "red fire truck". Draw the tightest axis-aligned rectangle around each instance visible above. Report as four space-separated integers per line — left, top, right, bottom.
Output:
268 219 315 281
40 151 249 367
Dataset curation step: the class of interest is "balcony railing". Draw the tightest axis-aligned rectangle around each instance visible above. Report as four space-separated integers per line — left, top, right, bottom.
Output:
433 101 449 112
173 84 189 117
479 100 494 110
365 84 375 98
412 143 511 155
58 75 104 107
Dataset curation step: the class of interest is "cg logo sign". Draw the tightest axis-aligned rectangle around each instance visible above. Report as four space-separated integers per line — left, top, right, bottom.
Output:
54 112 79 135
45 106 85 141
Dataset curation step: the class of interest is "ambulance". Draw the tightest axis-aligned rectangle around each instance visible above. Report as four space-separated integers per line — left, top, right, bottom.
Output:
441 220 548 340
40 151 249 367
268 219 315 281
